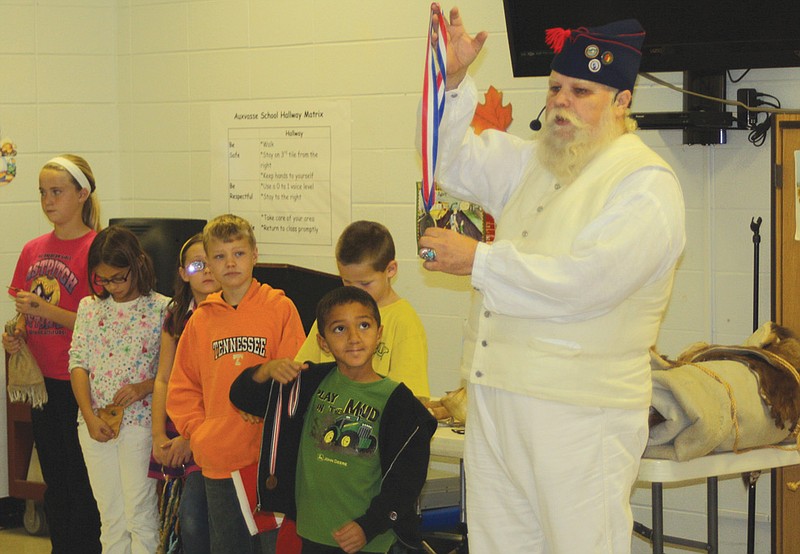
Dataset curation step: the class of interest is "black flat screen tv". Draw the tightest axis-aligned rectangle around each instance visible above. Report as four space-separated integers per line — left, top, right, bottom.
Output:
252 263 341 334
109 218 207 297
503 0 800 77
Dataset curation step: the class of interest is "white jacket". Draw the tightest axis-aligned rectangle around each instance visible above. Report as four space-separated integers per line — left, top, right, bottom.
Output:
436 76 686 409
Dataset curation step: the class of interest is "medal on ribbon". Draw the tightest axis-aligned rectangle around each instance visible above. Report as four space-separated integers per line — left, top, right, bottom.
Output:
420 3 448 232
266 374 301 491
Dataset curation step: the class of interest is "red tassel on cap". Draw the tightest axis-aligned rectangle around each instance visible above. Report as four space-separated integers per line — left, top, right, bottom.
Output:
545 27 571 53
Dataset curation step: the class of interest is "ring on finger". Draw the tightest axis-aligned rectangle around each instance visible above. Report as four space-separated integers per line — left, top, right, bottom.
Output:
419 247 437 261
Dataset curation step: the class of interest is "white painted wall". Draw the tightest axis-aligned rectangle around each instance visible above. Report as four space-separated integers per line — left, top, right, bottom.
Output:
1 1 796 550
0 0 120 503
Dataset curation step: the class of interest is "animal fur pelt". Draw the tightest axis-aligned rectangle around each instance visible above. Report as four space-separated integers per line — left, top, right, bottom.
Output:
646 322 800 461
666 322 800 432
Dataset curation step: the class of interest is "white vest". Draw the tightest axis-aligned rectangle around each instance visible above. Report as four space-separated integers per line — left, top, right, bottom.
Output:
462 134 677 409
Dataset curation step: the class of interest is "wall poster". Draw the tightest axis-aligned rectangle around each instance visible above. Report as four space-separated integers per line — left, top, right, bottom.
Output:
211 100 351 258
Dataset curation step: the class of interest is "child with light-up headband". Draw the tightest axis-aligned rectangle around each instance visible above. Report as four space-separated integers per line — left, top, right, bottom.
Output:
2 155 103 553
149 233 221 554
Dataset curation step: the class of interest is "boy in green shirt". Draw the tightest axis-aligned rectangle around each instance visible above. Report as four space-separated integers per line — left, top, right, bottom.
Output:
231 287 437 553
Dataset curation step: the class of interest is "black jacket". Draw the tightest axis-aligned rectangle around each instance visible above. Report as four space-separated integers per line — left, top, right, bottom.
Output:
229 361 437 548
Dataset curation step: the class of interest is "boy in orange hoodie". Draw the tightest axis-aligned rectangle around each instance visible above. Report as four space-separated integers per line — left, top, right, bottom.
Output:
167 214 305 553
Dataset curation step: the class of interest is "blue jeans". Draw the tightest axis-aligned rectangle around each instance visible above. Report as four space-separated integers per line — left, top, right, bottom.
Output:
203 476 278 554
180 471 210 554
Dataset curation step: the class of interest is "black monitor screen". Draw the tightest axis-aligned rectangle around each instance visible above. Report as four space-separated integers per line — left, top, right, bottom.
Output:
503 0 800 76
109 218 207 297
253 264 341 334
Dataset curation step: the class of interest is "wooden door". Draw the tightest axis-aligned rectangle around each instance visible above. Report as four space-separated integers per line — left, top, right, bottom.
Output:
771 113 800 553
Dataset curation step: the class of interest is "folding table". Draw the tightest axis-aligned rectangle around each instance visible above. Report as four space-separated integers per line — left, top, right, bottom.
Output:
430 425 800 553
634 447 800 553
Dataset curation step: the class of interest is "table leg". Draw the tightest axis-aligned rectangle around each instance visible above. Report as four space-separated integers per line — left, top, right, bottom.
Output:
652 482 664 554
745 471 760 554
459 458 466 525
707 477 718 554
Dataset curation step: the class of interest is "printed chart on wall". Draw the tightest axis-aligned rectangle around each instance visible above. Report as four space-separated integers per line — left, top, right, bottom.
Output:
211 101 351 257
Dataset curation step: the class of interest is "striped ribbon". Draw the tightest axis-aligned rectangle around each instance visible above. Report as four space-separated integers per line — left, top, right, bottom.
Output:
421 3 448 213
268 373 301 482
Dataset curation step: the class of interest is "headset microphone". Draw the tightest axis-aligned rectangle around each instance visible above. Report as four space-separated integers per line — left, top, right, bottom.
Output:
529 106 546 131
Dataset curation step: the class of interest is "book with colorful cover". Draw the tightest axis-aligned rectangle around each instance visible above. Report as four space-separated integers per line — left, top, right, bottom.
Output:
416 85 510 243
416 182 494 243
230 463 282 535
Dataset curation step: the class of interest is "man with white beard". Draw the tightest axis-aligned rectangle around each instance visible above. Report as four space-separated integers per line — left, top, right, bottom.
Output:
418 7 685 554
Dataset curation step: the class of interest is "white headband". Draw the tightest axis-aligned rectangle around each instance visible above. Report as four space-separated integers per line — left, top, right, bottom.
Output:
46 156 92 191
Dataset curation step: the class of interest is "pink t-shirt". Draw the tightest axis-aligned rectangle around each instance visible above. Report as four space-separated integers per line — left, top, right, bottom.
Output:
11 230 96 380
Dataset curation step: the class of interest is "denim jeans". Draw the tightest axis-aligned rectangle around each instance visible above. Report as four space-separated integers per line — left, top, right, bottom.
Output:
203 476 278 554
180 471 210 554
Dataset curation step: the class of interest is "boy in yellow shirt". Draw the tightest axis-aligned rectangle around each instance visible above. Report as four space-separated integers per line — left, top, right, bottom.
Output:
294 221 430 397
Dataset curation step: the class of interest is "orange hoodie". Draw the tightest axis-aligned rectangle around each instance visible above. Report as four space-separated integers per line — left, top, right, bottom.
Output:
167 279 305 478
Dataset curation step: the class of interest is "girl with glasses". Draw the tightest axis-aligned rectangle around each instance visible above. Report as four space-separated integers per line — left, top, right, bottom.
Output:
150 233 221 554
2 154 103 553
69 225 170 554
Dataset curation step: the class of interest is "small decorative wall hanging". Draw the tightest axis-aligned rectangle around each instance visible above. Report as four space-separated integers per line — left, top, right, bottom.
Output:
0 137 17 186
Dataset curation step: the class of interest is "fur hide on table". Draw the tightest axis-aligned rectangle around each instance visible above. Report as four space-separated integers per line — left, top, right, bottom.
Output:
645 322 800 461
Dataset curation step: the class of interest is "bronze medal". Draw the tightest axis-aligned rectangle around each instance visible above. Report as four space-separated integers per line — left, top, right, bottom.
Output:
418 212 436 239
265 474 278 490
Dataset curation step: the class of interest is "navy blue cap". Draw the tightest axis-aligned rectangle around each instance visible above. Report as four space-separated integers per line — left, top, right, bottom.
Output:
546 19 645 92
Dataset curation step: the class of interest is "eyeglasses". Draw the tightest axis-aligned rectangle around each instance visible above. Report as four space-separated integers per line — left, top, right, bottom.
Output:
185 260 207 275
92 268 131 287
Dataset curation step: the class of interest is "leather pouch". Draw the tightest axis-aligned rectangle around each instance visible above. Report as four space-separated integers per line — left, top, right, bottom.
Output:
97 404 124 437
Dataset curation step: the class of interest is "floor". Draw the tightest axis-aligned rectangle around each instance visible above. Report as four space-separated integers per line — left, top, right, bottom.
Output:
0 526 51 554
0 496 50 553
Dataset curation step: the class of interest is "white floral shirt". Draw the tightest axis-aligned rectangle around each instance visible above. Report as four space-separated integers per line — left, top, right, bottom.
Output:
69 292 169 429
